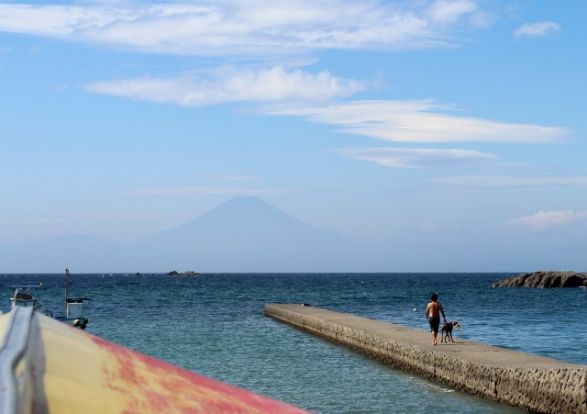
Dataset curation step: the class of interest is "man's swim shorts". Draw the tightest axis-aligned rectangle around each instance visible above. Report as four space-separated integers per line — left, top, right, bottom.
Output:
428 316 440 333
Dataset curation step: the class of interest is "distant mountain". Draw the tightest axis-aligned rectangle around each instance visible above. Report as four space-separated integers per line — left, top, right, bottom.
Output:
0 197 365 272
144 196 337 246
139 196 356 271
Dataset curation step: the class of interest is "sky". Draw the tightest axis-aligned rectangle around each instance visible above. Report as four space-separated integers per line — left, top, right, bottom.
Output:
1 1 586 270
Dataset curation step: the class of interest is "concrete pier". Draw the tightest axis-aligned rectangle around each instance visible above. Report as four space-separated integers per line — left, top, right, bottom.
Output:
265 304 587 414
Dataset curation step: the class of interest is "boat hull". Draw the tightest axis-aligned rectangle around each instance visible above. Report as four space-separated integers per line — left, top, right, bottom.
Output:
0 309 308 414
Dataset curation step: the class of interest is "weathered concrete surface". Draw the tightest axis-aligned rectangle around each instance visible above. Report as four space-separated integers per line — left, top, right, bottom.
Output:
265 304 587 414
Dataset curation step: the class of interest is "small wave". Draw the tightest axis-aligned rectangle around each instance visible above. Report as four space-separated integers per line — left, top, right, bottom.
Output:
404 376 455 393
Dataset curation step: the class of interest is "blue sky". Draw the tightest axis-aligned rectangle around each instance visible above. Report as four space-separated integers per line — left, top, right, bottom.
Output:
1 1 586 269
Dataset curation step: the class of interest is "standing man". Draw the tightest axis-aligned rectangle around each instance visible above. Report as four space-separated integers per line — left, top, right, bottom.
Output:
425 293 446 346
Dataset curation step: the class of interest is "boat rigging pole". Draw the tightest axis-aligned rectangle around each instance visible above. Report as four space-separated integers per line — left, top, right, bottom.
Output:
64 268 69 318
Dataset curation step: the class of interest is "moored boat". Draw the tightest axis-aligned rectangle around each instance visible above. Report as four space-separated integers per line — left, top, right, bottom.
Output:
9 284 56 319
57 268 91 329
8 269 91 329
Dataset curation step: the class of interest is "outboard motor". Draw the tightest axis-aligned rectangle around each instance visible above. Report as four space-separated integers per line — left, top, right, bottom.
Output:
73 318 88 330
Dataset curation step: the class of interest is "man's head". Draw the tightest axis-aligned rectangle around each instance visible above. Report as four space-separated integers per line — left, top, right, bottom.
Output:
430 293 438 302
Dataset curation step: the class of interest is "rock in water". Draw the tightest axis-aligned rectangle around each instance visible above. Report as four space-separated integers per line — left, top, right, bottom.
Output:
492 271 587 288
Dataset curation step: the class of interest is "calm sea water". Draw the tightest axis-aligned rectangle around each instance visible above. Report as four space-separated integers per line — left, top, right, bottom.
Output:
2 273 585 413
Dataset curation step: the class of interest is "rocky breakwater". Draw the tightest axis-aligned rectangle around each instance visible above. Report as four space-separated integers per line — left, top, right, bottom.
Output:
492 271 587 288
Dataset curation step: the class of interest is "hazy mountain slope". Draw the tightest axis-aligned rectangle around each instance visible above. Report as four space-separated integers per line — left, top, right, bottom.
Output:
140 196 357 271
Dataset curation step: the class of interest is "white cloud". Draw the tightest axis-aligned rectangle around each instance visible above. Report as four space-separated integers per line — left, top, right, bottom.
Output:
514 21 560 38
337 147 495 168
127 186 291 195
432 175 587 189
509 210 587 230
271 100 569 143
427 0 477 25
0 1 487 55
467 11 493 29
86 66 363 105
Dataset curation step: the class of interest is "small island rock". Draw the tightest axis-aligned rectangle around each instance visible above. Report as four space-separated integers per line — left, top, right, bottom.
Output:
492 271 587 288
167 270 199 276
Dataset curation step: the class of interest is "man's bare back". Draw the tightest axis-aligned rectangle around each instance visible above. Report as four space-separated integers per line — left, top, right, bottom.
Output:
426 301 443 318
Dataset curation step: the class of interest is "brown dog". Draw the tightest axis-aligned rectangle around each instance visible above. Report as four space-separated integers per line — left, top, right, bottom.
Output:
441 320 461 343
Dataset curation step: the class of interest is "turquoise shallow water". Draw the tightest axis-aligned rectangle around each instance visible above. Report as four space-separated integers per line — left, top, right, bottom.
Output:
2 273 585 413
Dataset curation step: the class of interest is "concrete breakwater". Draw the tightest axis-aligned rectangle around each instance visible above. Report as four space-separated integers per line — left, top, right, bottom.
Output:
265 304 586 414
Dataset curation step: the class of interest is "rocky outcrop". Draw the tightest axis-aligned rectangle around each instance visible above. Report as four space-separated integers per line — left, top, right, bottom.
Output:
492 271 587 288
167 270 199 276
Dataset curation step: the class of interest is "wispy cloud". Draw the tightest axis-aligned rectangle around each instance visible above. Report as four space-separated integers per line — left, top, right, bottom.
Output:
432 175 587 189
272 100 569 144
127 186 292 196
86 66 363 105
514 21 560 38
0 1 488 55
0 211 168 225
337 147 495 168
427 0 477 26
194 174 261 182
508 210 587 230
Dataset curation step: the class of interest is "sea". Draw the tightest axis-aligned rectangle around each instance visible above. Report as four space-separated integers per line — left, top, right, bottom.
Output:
1 273 585 413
